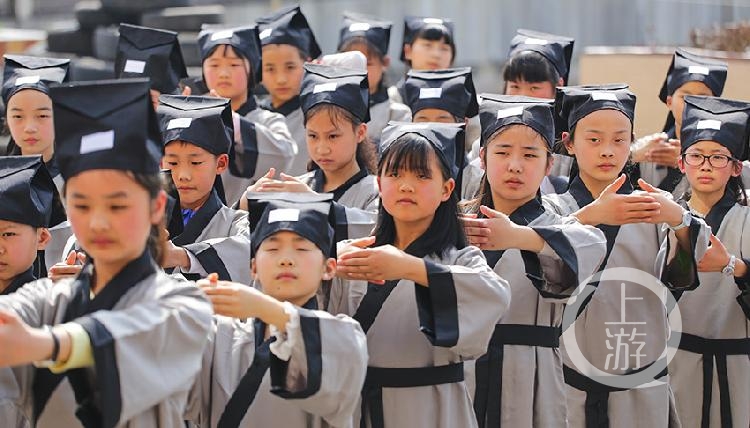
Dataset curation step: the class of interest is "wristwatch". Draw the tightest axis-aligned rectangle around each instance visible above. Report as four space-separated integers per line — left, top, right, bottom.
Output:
669 210 692 231
722 255 737 277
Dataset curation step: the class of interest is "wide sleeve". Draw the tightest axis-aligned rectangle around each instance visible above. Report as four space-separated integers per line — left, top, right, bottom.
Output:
656 214 710 291
526 218 607 299
0 279 56 327
388 102 412 122
269 306 367 428
241 110 297 182
414 246 510 359
182 211 252 284
70 278 213 427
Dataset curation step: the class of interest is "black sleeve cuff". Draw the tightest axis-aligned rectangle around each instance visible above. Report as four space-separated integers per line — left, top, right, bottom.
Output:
77 316 121 428
662 216 702 291
270 312 323 399
414 259 459 347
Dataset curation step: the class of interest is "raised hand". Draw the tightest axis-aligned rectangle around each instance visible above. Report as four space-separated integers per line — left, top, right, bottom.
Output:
48 250 86 282
574 174 661 226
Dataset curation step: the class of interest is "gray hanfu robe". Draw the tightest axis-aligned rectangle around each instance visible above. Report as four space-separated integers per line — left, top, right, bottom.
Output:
466 196 606 428
185 298 367 428
367 87 411 147
543 176 710 428
220 98 297 206
0 251 213 428
259 96 308 177
168 190 251 284
669 192 750 428
329 243 511 428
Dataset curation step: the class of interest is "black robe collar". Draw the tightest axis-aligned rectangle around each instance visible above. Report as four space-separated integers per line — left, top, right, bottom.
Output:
235 96 259 117
309 161 369 201
171 189 224 247
370 82 389 106
260 95 301 117
1 266 35 295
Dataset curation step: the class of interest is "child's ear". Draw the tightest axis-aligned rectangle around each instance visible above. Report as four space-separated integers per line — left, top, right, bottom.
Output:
250 258 257 279
151 190 168 225
677 157 686 173
479 147 487 170
442 177 456 201
562 132 574 155
403 44 412 61
665 95 673 110
216 153 229 174
557 77 565 87
382 55 391 68
322 257 336 280
37 228 51 251
545 154 554 176
356 123 368 143
732 160 743 177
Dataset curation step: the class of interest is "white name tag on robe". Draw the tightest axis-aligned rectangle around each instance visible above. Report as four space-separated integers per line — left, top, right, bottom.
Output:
524 37 549 45
591 92 618 101
124 59 146 74
423 18 444 25
314 82 338 93
80 130 115 154
697 119 722 130
497 106 525 118
167 118 193 130
211 30 234 41
688 65 710 75
349 23 371 32
15 75 40 85
419 87 443 99
259 28 273 39
269 208 300 223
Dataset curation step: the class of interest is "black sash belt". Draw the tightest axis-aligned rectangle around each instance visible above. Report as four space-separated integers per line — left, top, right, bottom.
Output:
564 362 668 428
677 332 750 428
360 362 464 428
474 324 561 428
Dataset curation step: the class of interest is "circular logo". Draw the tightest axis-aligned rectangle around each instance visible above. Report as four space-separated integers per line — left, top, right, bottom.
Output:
561 267 682 389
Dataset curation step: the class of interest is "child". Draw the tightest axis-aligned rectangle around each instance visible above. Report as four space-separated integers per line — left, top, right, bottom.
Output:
330 121 510 427
2 54 72 274
543 84 710 427
115 23 188 108
157 95 251 284
389 16 455 104
667 95 750 427
401 66 480 199
338 12 411 145
185 198 367 427
245 63 378 239
0 78 212 427
197 25 297 206
257 4 322 176
0 156 53 294
461 94 606 427
502 29 575 191
631 48 728 199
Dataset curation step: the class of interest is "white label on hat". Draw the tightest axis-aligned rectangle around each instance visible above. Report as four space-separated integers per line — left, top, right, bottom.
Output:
259 28 273 39
497 106 525 118
167 118 193 130
268 208 300 223
124 59 146 74
419 87 443 99
313 82 338 93
423 18 444 25
697 119 722 130
591 92 618 101
524 37 549 45
349 22 371 32
211 30 234 41
80 130 115 154
688 65 710 75
15 75 40 85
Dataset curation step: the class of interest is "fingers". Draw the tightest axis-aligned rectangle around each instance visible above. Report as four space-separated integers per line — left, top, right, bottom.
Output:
348 236 376 249
181 85 192 96
0 310 19 324
65 250 76 265
602 174 626 195
77 252 87 264
265 168 276 178
279 172 303 183
637 178 659 193
479 205 503 219
209 89 221 98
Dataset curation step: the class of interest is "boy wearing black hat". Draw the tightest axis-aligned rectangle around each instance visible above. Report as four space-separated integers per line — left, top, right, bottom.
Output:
197 25 297 206
185 197 367 428
0 156 54 294
257 4 322 176
632 48 728 198
337 12 412 146
157 95 251 285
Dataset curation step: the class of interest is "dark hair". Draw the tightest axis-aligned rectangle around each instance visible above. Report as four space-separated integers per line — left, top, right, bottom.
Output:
682 162 748 206
303 103 377 174
261 43 308 61
405 26 456 67
340 36 386 62
374 133 467 257
461 125 553 215
63 172 166 265
204 44 254 89
503 51 560 86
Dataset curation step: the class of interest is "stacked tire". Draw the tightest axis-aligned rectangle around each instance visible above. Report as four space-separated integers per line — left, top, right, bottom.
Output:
46 1 225 81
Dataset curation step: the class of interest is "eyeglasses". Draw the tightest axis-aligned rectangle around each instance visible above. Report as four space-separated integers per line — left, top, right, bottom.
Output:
682 152 736 168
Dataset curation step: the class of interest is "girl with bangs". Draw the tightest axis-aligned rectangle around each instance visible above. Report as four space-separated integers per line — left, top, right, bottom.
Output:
460 94 606 427
329 122 510 428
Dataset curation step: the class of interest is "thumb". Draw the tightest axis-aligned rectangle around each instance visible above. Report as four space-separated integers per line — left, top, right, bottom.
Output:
265 168 276 179
181 85 192 96
77 252 87 264
350 236 377 249
637 178 659 193
65 250 76 265
602 174 626 195
479 205 505 219
209 89 221 98
708 234 723 248
0 309 19 325
279 172 301 182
